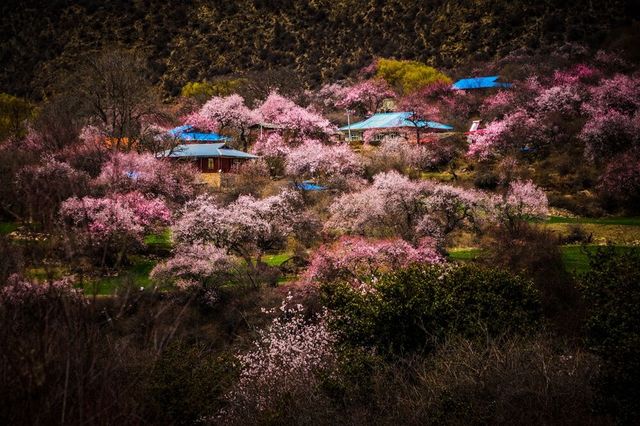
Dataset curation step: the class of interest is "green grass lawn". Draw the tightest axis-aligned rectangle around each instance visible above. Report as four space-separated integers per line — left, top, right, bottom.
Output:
447 247 482 261
546 216 640 226
448 245 640 274
263 252 292 267
83 256 158 295
144 228 173 250
0 222 18 235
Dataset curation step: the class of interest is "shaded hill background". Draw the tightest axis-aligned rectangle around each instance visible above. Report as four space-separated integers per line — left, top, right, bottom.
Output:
1 0 639 98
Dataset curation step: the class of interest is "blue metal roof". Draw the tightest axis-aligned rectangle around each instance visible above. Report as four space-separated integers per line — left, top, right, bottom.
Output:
162 143 258 159
451 76 512 90
339 112 454 131
168 125 232 142
295 181 327 191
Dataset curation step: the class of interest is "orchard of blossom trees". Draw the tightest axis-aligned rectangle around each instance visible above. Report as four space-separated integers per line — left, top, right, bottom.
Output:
1 48 640 425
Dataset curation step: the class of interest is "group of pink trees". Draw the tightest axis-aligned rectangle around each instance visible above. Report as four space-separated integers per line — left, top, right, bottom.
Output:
60 191 171 267
466 64 640 207
301 236 443 287
161 189 307 290
325 171 486 242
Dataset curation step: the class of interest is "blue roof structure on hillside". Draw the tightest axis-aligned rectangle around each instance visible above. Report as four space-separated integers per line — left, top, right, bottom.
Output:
163 143 258 159
452 76 512 90
339 112 454 131
295 181 327 191
168 125 231 142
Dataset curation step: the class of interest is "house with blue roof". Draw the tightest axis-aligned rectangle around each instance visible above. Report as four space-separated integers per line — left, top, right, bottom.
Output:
339 112 454 144
163 126 257 173
451 76 512 90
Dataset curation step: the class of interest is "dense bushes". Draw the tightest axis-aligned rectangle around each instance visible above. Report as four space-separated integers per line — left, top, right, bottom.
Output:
322 264 541 354
581 248 640 422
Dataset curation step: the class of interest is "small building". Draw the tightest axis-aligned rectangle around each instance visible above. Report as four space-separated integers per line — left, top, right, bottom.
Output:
163 126 257 173
339 112 454 143
162 143 257 173
451 76 512 90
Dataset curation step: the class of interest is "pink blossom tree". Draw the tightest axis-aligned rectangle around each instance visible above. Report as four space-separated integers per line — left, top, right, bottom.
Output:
16 157 90 229
0 275 82 307
468 109 548 159
250 133 290 176
301 236 443 287
326 171 487 242
285 138 364 188
335 78 396 115
172 189 303 282
256 91 337 140
325 171 432 240
598 147 640 207
150 243 240 303
368 136 433 174
60 191 171 267
186 94 259 149
94 151 199 204
220 299 336 419
490 180 549 234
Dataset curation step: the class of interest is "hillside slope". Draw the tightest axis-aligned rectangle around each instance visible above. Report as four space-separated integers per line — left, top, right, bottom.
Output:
1 0 637 97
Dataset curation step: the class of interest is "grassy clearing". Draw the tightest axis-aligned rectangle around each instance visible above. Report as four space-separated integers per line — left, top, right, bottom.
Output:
448 244 640 274
263 252 292 267
560 245 640 274
447 247 482 261
144 228 173 250
82 256 158 295
546 216 640 226
543 222 640 244
0 222 18 235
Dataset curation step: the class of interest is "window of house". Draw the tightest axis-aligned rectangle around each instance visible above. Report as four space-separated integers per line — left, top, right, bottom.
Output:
208 158 214 169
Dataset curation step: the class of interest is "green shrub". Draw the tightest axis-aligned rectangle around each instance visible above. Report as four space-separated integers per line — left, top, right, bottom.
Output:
321 264 541 354
146 343 237 425
581 247 640 422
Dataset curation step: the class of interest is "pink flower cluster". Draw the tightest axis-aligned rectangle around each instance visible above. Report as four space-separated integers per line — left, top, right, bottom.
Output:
172 189 302 259
0 275 82 306
285 138 363 183
60 191 171 244
468 109 545 159
325 171 432 239
257 91 337 137
94 151 198 202
326 171 498 241
335 78 396 115
150 243 239 289
598 148 640 203
491 180 549 223
186 94 258 133
301 236 443 286
222 298 336 415
371 136 432 169
250 133 290 159
553 64 600 85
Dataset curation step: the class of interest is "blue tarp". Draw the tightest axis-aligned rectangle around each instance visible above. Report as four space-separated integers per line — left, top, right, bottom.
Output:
339 112 454 131
452 76 512 90
162 143 258 159
295 181 327 191
168 125 232 142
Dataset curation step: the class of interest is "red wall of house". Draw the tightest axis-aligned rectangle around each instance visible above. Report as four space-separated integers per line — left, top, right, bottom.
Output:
195 157 237 173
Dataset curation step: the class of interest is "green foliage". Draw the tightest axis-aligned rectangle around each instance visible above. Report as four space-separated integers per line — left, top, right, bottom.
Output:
0 93 34 140
321 264 541 354
375 58 451 94
181 78 248 100
580 247 640 421
147 343 237 425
